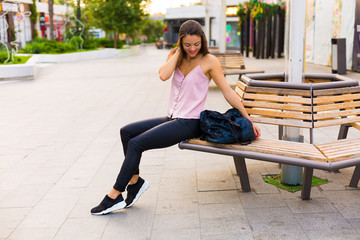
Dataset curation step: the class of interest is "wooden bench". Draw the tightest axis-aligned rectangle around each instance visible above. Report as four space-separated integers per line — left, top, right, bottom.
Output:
212 52 264 78
179 73 360 200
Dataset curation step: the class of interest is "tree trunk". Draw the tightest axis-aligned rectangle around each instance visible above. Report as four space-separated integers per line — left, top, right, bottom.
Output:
76 0 81 35
48 0 54 40
114 32 117 49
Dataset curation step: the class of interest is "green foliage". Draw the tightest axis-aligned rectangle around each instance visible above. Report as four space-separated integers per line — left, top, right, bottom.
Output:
0 51 11 63
30 0 39 23
141 19 165 43
0 51 31 64
20 37 124 54
238 0 286 21
263 174 330 192
96 38 125 49
85 0 149 38
21 38 78 54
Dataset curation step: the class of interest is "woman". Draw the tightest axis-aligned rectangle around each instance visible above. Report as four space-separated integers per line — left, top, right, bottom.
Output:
91 20 261 215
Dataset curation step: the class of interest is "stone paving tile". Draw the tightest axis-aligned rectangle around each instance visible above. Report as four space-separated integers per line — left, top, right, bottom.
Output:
295 212 355 233
285 197 337 214
101 204 156 240
201 233 254 240
199 202 246 219
150 228 201 240
198 190 240 204
155 198 199 215
0 208 31 239
249 222 308 240
153 212 200 230
239 192 287 209
0 184 53 208
7 227 59 240
53 217 109 240
200 216 252 236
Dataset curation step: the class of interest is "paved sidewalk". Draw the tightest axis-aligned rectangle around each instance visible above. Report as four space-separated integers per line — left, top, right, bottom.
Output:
1 45 360 240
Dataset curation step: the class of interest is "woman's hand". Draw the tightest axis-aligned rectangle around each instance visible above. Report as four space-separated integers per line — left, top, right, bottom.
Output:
169 47 178 55
252 123 261 138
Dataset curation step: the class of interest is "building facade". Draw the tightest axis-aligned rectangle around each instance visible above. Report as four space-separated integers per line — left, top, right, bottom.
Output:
0 0 72 49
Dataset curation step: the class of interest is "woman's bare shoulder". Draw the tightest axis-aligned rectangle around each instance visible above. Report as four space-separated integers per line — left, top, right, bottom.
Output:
204 53 218 61
202 53 221 68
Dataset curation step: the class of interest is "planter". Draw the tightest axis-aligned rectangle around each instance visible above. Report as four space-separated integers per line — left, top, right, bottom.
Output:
0 55 36 80
0 46 141 80
34 46 141 63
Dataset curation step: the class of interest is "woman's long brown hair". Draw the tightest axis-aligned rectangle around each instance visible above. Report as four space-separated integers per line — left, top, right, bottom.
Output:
176 20 210 66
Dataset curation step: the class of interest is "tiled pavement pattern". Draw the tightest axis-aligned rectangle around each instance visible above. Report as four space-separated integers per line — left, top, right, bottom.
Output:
1 45 360 240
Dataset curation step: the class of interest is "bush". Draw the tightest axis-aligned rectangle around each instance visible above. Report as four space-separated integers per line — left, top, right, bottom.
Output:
21 38 78 54
96 38 125 49
20 36 126 54
0 51 27 64
83 38 98 49
0 51 10 63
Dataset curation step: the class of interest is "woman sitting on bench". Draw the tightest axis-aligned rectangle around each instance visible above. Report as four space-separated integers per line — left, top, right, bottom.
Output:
91 20 261 215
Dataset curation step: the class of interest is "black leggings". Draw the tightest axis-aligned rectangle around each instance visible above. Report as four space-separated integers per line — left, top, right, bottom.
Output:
113 117 201 192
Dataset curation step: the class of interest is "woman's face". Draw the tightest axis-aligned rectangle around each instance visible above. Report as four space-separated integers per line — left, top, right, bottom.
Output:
182 35 202 58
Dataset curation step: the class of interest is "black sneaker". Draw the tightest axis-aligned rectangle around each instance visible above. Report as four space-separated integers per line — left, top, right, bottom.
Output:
125 177 149 208
91 194 126 215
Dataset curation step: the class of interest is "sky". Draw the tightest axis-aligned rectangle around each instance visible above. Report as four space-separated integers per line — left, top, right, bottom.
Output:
148 0 201 14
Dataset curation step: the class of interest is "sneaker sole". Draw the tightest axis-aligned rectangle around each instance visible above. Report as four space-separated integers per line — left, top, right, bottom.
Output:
126 181 149 208
92 200 126 215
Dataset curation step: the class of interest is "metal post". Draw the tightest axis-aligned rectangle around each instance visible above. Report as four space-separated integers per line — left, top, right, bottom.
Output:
219 0 226 53
282 0 306 185
204 0 210 44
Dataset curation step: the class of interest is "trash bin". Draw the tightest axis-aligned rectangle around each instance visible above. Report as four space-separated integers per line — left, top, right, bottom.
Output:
331 38 346 74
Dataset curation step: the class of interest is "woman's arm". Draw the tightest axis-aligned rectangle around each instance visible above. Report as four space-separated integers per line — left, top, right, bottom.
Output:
158 47 181 81
208 55 261 137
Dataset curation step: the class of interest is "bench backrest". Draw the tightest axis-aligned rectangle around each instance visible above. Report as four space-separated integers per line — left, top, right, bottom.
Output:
213 53 246 69
236 74 360 129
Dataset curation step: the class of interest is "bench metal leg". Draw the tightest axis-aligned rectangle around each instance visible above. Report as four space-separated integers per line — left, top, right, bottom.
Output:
338 124 350 140
233 156 251 192
349 165 360 188
301 167 313 200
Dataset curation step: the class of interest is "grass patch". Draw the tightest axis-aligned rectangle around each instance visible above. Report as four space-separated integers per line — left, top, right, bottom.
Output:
0 55 32 65
262 174 330 192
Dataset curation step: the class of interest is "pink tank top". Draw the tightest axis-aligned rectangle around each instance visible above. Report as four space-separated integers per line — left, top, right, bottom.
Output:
168 62 210 119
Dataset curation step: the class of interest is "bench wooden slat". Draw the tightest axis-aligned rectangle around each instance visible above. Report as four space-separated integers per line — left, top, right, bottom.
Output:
237 82 311 97
314 116 360 128
216 54 245 69
236 88 312 105
251 116 313 128
246 108 313 121
316 138 360 149
352 122 360 131
313 101 360 112
244 93 312 105
188 138 327 161
313 93 360 104
316 139 360 161
242 100 312 112
313 86 360 96
314 109 360 120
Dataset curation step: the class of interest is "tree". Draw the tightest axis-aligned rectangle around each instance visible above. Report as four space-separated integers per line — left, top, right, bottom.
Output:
48 0 54 39
85 0 149 48
141 19 165 43
30 0 39 38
